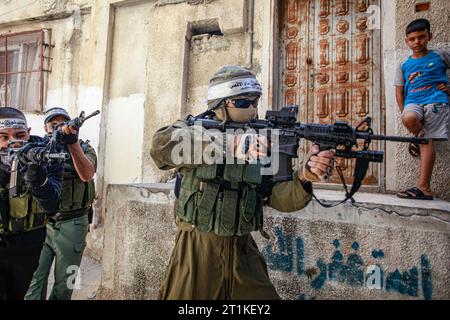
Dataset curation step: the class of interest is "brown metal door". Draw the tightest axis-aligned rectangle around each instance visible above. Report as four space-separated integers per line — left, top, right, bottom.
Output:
279 0 382 187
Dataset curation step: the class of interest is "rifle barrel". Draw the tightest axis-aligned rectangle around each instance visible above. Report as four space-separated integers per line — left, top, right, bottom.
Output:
48 152 70 160
357 133 428 144
83 110 100 122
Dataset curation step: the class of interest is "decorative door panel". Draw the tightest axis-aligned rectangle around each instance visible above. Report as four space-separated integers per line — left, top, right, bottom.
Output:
280 0 381 186
280 0 311 123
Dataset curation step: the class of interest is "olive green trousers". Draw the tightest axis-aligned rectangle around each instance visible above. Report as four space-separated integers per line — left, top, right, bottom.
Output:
25 215 89 300
158 222 280 300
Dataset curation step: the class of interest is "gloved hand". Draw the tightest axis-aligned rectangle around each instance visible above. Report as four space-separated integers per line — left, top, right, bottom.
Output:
61 124 79 145
24 164 48 188
232 133 269 163
301 144 336 182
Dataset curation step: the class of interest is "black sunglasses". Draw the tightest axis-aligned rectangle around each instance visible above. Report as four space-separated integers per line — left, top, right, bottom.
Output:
230 97 260 108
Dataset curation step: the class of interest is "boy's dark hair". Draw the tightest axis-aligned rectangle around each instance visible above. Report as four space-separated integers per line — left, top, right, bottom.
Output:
0 107 26 120
406 19 431 35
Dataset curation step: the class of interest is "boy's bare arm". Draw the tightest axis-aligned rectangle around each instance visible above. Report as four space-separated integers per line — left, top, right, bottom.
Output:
396 86 405 112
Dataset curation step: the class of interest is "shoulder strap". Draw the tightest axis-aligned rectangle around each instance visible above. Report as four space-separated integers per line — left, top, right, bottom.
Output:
174 172 183 199
312 158 369 208
0 187 9 233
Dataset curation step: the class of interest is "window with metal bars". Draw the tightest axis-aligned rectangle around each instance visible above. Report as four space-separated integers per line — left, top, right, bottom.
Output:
0 29 51 112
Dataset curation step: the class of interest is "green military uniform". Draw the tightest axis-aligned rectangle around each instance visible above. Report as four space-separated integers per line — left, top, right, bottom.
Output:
151 117 312 300
25 140 96 300
0 133 64 300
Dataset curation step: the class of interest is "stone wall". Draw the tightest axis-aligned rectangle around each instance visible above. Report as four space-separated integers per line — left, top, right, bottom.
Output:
98 184 177 299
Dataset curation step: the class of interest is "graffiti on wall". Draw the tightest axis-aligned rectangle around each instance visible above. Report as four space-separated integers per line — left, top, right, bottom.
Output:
261 226 432 300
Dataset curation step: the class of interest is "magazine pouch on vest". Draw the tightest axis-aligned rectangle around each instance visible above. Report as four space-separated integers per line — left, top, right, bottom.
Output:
0 187 46 233
175 162 263 236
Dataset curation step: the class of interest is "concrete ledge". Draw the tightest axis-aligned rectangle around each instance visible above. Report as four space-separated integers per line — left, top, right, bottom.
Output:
314 189 450 218
116 182 175 194
112 183 450 217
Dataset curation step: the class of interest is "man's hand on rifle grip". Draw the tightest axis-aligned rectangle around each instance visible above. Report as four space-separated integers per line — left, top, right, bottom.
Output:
24 164 48 188
61 124 79 145
302 144 336 182
233 133 269 163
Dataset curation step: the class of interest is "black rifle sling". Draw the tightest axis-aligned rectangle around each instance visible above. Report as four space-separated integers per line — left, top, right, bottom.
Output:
312 158 369 208
0 196 8 234
174 172 183 199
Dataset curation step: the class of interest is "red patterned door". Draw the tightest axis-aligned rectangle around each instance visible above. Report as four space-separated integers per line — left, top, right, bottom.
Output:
280 0 382 186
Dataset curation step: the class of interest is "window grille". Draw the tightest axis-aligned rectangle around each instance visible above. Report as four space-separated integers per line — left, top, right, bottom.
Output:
0 29 51 112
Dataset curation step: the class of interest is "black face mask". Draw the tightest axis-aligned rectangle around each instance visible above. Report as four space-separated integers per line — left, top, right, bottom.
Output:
0 140 27 172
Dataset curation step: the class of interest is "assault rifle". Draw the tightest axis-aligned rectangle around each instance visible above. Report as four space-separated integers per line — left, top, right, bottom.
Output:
49 110 101 146
187 105 428 207
0 110 100 198
1 141 69 197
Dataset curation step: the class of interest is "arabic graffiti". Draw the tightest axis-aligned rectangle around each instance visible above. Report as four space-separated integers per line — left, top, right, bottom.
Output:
261 226 433 300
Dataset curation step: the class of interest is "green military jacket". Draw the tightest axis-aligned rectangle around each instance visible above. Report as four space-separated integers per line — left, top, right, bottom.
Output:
150 116 312 237
58 140 97 217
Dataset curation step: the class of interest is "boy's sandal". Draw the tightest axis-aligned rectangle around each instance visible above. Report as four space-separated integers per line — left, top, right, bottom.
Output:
408 130 426 158
396 187 433 200
408 143 420 157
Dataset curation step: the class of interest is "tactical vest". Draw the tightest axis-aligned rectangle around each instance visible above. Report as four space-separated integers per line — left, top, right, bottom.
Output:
0 186 47 234
59 141 95 216
175 163 264 236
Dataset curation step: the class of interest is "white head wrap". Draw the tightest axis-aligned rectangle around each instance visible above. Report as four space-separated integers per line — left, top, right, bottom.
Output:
207 77 262 101
0 118 28 130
